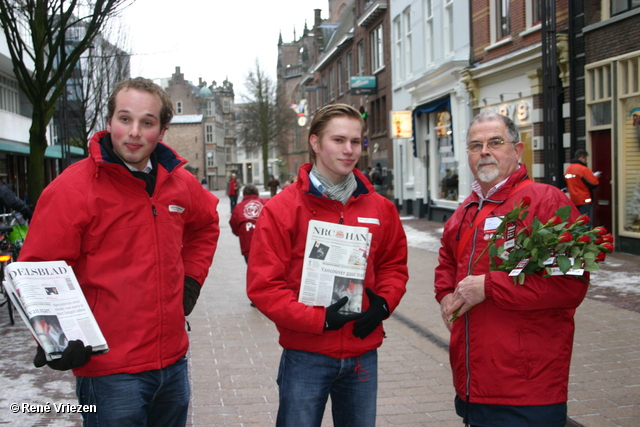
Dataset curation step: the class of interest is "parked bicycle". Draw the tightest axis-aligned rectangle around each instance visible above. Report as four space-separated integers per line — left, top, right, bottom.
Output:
0 212 29 325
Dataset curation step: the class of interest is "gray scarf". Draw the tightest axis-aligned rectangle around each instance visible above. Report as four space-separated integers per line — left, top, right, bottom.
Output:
311 164 358 205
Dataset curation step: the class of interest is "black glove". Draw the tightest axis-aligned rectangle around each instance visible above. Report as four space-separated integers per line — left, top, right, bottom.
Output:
183 276 201 316
324 297 364 331
34 339 92 371
20 206 33 221
353 288 389 339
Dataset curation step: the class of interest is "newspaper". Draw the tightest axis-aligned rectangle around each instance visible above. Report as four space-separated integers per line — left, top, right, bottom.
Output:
4 260 109 361
298 220 372 313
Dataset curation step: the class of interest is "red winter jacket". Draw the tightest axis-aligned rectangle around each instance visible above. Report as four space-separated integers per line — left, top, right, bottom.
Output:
434 164 588 406
20 130 220 377
246 163 408 358
564 160 599 206
229 195 267 258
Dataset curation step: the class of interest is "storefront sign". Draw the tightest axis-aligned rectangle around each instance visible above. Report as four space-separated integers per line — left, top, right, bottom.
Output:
390 111 412 138
350 76 377 95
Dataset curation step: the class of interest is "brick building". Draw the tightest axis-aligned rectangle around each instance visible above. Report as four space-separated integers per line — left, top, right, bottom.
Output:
578 1 640 254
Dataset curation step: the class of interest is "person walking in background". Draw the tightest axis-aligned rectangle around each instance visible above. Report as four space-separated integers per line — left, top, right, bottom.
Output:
370 163 383 192
435 111 587 427
268 175 280 197
229 184 268 264
247 103 408 427
20 77 220 427
227 173 239 212
0 179 32 220
565 149 600 228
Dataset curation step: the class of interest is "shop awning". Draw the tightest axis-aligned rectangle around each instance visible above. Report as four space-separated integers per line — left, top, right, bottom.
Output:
412 96 451 157
0 138 84 158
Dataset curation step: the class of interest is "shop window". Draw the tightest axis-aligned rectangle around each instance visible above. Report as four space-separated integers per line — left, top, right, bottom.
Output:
436 111 458 201
618 56 640 234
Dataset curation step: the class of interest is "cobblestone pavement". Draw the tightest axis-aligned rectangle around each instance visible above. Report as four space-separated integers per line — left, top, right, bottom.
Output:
0 193 638 426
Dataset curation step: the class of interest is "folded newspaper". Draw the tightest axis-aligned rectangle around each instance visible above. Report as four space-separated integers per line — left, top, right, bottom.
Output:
4 260 109 361
298 220 372 313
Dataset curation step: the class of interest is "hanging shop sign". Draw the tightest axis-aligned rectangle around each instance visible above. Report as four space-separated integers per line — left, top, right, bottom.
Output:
350 76 377 95
390 111 412 138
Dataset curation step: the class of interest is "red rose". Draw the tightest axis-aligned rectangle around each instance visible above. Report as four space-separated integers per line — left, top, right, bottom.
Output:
558 232 573 243
520 196 532 209
574 214 590 226
577 235 591 243
599 243 614 253
546 215 562 226
592 226 607 235
602 233 614 243
595 252 606 262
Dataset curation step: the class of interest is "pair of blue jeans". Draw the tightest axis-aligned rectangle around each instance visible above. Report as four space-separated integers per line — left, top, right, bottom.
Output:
276 349 378 427
75 356 190 427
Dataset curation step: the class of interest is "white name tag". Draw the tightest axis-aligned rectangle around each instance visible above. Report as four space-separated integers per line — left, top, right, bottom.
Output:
358 217 380 225
169 205 185 213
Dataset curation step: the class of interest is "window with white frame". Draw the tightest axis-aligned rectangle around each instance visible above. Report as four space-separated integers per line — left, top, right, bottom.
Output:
394 16 404 83
176 101 183 114
424 0 434 65
444 0 453 54
404 8 412 76
586 64 612 128
207 152 214 167
612 0 640 16
345 51 353 89
206 101 213 116
206 124 214 143
371 25 384 72
329 66 335 100
0 73 19 114
492 0 511 42
526 0 542 28
338 59 344 95
357 41 365 75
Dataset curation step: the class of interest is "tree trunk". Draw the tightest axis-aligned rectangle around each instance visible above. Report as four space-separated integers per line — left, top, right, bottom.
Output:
27 109 50 206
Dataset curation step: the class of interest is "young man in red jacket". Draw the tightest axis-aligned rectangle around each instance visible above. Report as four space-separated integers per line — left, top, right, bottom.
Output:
20 77 220 427
247 104 408 426
435 111 587 427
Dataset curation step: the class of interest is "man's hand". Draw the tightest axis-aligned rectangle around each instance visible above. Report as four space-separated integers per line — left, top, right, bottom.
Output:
34 340 92 371
447 274 486 321
324 297 364 331
353 288 389 339
439 293 455 332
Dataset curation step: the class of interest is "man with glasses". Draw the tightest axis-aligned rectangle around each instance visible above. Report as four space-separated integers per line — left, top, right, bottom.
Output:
434 111 588 427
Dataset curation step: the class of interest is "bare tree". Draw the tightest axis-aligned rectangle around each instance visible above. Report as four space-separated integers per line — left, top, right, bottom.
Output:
0 0 133 204
240 60 293 187
64 19 130 155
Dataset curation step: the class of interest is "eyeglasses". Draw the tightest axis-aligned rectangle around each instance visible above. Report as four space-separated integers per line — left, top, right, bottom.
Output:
466 139 509 153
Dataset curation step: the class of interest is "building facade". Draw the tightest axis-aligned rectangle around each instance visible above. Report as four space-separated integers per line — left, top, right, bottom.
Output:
580 1 640 254
390 0 472 219
163 67 236 191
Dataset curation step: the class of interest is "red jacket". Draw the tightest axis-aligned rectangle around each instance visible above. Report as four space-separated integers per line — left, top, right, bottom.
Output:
20 130 220 377
434 165 588 406
564 160 599 206
246 163 408 358
229 195 267 257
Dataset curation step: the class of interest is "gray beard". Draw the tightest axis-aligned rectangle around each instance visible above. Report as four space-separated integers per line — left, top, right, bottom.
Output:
477 163 500 183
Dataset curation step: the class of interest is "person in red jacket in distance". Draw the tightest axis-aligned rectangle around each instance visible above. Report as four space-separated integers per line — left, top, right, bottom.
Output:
247 103 408 427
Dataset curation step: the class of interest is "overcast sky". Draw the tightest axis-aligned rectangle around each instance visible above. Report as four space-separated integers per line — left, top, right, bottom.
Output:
120 0 327 98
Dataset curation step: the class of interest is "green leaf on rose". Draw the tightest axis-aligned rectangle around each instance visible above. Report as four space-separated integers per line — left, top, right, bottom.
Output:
557 255 572 273
555 205 572 222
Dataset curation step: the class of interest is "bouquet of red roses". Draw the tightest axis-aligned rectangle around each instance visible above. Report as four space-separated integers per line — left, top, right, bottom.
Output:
484 197 614 284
